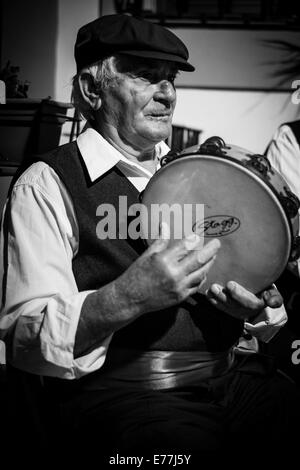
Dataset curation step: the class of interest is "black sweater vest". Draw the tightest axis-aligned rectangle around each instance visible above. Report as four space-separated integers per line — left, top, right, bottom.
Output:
39 141 243 353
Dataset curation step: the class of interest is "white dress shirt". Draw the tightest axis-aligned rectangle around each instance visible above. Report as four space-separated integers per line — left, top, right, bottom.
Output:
0 128 169 379
266 123 300 277
266 124 300 201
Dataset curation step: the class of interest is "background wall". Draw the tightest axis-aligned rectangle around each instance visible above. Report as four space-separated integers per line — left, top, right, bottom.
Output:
55 0 99 105
174 89 298 154
173 28 299 89
172 27 300 153
0 0 299 153
0 0 58 99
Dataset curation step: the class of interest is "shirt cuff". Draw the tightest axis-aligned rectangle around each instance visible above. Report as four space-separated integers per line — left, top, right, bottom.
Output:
244 305 287 343
40 290 112 379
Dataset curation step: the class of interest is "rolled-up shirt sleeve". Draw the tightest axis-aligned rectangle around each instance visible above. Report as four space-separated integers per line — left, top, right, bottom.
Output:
0 162 112 379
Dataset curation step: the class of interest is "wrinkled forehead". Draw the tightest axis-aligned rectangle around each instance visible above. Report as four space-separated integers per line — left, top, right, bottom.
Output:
114 53 179 75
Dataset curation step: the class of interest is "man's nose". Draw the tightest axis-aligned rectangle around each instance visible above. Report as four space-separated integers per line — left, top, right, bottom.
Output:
154 80 176 103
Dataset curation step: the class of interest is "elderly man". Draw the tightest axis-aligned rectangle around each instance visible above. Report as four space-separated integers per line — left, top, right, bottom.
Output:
0 14 298 460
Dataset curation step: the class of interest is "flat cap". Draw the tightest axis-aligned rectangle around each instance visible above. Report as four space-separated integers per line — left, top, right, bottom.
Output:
75 14 195 72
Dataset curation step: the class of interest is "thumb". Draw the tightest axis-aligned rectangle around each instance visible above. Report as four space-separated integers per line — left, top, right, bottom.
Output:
262 284 283 308
147 221 170 254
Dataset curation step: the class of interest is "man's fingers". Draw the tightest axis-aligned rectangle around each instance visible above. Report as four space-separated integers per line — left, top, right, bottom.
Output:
205 282 285 323
262 285 283 308
224 281 265 310
166 232 203 260
207 282 282 311
206 283 227 302
206 281 265 315
147 221 170 254
186 256 216 288
181 238 221 274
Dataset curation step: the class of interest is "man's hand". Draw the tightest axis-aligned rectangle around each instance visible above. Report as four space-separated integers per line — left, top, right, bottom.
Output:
76 224 220 357
206 281 283 320
115 223 221 316
206 281 287 342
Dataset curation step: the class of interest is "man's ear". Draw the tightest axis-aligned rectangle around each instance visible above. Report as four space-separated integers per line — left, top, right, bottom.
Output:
78 72 102 111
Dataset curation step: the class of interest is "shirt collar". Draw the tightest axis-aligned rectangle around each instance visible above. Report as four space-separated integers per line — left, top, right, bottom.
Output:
76 126 170 182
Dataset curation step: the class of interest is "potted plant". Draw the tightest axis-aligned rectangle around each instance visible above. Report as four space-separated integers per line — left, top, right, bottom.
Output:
0 62 73 166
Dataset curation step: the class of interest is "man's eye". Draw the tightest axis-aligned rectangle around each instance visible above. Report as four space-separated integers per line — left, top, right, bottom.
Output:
128 70 152 79
168 74 176 83
127 71 152 81
140 72 154 81
133 71 178 83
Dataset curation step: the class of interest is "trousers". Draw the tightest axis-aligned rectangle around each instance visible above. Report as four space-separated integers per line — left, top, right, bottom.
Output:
57 353 300 463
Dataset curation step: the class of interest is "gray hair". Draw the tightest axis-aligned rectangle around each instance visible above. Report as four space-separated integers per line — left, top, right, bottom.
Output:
71 56 118 122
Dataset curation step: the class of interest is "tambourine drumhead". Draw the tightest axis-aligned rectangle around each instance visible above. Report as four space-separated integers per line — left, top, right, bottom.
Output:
140 143 297 295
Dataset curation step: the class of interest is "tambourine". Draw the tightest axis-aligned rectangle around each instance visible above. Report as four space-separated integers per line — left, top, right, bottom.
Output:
140 136 300 294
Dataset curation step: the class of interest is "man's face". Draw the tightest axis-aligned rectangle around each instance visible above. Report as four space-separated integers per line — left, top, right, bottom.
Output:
100 56 178 149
